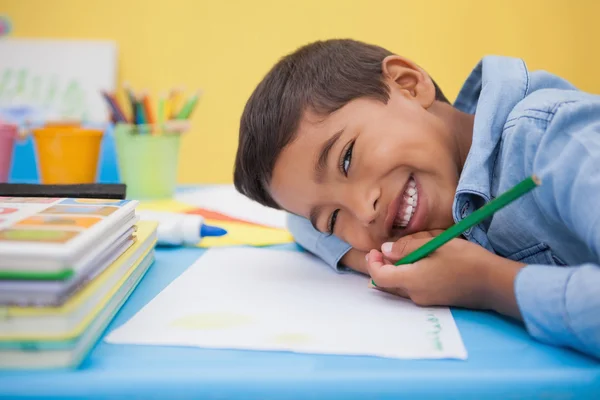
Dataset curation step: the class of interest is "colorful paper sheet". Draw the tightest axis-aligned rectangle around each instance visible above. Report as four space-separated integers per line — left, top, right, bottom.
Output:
137 198 293 248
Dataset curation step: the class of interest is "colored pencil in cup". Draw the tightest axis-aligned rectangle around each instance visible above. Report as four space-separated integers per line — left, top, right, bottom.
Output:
141 90 155 125
123 82 137 122
135 94 147 126
168 87 184 119
176 90 202 120
163 93 172 123
101 91 127 123
371 175 541 286
158 92 166 127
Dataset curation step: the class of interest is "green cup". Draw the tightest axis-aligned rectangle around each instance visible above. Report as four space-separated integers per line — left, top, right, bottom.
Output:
114 124 181 200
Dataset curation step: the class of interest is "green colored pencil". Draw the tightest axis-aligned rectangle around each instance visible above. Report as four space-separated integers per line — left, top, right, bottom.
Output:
158 93 166 127
176 91 201 120
371 175 540 285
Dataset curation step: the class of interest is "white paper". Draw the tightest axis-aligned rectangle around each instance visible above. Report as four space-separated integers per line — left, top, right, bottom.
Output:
0 38 116 124
106 248 467 359
175 186 288 229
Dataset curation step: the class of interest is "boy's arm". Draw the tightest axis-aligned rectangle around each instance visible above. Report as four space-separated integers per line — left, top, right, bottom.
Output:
286 213 367 273
515 99 600 358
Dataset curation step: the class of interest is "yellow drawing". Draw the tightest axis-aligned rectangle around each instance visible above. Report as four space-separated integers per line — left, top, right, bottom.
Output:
170 313 253 330
271 333 313 345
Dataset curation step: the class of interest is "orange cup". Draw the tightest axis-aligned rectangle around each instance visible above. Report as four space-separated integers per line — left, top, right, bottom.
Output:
32 125 103 184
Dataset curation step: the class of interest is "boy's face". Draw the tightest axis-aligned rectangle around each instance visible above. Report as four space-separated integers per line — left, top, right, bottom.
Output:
270 60 462 252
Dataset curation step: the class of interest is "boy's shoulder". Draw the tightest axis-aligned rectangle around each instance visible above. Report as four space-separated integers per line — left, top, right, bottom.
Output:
506 87 599 128
496 86 600 178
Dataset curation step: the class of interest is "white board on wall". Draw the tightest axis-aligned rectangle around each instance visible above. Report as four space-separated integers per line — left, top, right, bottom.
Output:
0 38 117 124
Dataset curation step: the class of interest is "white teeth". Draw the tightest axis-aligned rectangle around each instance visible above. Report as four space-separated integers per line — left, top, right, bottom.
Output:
394 178 419 229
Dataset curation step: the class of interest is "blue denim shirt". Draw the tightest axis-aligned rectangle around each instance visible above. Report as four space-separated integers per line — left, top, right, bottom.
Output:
286 56 600 359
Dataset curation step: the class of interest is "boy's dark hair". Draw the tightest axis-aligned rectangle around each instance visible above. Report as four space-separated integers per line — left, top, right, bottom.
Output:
234 39 449 209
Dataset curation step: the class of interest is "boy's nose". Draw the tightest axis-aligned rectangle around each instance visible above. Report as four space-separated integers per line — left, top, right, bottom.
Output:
349 188 380 226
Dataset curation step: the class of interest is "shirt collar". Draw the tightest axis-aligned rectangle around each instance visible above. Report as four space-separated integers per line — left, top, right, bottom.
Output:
451 56 530 223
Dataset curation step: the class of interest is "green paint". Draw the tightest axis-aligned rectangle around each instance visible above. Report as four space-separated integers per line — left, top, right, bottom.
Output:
0 69 11 98
59 79 87 118
15 68 27 96
43 74 58 107
30 75 41 103
0 68 91 119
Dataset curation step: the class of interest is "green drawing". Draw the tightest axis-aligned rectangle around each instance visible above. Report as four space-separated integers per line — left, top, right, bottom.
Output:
0 68 90 119
43 74 58 107
30 75 41 104
0 69 11 99
60 81 81 118
15 68 26 96
426 312 444 351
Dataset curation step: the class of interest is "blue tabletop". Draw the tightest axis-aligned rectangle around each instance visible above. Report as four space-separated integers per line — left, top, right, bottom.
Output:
1 243 599 399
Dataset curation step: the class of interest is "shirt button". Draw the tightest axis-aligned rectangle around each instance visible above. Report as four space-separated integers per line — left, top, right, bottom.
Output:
460 200 473 236
460 200 471 219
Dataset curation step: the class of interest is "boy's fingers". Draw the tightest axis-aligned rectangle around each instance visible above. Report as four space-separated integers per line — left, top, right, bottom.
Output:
369 283 410 298
366 250 412 289
380 236 432 262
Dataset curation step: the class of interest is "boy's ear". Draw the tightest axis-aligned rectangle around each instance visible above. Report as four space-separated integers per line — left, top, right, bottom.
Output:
381 55 436 108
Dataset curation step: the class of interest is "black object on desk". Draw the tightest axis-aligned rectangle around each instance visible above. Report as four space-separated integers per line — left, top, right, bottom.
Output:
0 183 127 200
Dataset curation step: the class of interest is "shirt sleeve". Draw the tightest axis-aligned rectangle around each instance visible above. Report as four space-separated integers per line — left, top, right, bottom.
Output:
515 98 600 359
286 213 352 272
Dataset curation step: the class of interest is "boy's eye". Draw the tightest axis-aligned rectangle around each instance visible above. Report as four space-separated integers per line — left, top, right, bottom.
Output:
328 209 339 234
340 141 354 176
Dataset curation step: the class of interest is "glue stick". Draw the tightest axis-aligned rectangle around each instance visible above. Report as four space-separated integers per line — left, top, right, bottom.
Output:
137 211 227 246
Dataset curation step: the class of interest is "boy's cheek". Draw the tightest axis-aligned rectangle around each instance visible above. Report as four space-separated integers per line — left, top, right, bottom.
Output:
339 225 384 253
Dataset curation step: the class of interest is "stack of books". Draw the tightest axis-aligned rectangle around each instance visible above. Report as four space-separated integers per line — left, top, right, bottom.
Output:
0 197 157 369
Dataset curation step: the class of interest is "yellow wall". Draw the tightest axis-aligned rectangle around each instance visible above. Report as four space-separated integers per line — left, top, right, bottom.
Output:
3 0 599 183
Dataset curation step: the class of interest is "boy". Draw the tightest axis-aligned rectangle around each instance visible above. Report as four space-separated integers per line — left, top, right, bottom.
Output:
234 39 600 359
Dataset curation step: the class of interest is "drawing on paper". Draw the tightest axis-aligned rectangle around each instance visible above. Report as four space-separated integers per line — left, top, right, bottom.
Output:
271 333 313 345
0 69 89 122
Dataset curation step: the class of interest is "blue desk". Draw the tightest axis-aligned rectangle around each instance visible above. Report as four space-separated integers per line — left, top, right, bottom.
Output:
1 243 599 399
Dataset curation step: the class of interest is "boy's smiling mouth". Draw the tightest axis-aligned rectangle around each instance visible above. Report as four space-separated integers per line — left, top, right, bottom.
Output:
385 175 424 236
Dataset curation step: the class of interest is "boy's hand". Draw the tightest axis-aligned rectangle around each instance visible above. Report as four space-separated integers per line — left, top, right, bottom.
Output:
366 232 526 317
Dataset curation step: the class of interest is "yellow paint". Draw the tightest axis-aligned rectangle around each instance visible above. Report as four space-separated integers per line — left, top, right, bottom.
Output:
198 219 293 247
4 0 600 183
272 333 313 345
171 313 253 330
